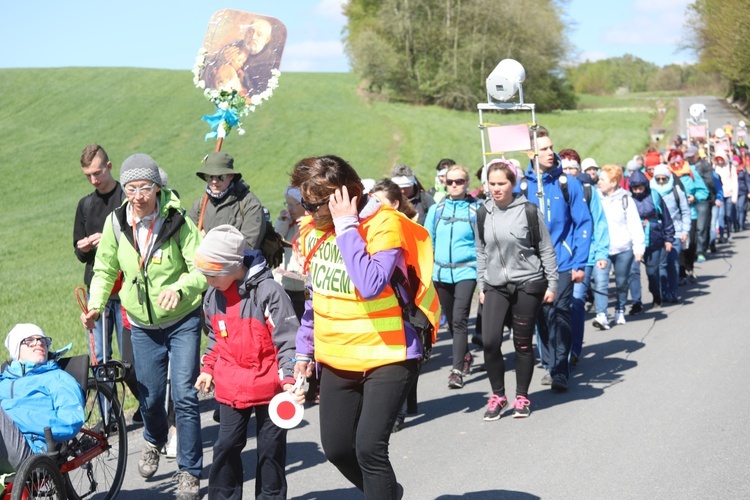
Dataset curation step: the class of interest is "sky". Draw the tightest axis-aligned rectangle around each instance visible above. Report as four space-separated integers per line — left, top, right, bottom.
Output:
0 0 696 73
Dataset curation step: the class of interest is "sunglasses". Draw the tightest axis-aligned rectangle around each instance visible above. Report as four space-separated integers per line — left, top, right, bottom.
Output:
300 199 328 213
206 174 228 182
21 336 52 348
124 183 157 196
655 176 669 183
446 178 467 186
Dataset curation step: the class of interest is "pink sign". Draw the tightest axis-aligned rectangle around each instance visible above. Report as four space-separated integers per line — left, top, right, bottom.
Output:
689 125 707 139
487 124 531 153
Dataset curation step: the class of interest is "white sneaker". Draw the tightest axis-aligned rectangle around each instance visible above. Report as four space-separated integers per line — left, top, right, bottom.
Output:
615 310 626 325
592 313 610 330
165 427 177 459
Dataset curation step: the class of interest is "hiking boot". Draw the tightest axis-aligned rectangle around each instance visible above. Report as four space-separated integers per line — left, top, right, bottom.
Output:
483 394 508 421
551 373 568 392
461 353 473 376
138 441 161 478
512 396 531 418
592 313 610 330
173 471 199 500
615 310 626 325
448 370 464 389
540 372 552 386
392 411 405 433
629 301 643 315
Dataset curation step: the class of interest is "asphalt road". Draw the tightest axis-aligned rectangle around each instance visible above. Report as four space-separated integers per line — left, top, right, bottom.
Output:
113 97 750 499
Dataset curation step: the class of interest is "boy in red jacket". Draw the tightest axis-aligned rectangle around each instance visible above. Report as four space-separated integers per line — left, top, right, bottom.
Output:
194 224 304 500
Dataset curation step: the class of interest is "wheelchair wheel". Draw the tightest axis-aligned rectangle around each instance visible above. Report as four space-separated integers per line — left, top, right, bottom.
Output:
63 378 127 500
10 454 66 500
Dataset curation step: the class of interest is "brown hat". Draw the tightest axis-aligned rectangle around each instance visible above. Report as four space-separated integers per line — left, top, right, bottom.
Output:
196 152 242 181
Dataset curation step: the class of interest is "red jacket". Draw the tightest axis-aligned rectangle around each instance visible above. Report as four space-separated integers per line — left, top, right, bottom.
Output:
201 250 298 408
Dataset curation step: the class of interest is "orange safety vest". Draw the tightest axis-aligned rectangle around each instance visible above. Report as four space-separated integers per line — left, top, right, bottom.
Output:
298 205 440 371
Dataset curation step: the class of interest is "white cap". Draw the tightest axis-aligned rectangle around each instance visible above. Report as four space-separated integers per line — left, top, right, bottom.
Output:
5 324 47 361
581 158 599 171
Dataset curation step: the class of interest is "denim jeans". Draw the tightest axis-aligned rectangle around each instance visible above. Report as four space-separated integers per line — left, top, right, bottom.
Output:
537 270 573 377
91 297 124 364
595 249 634 315
737 195 747 230
319 360 417 499
130 308 203 477
629 248 664 304
660 239 682 300
696 201 710 254
571 266 605 358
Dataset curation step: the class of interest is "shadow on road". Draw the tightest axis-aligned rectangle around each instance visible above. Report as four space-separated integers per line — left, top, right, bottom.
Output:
437 491 541 500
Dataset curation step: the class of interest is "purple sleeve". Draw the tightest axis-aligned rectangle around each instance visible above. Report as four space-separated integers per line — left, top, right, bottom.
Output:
335 229 402 300
294 285 315 357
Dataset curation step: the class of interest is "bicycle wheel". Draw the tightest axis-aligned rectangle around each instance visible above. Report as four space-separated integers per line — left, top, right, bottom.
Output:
63 378 127 500
10 454 66 500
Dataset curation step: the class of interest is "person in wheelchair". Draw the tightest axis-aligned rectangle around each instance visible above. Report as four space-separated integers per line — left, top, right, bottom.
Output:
0 324 85 475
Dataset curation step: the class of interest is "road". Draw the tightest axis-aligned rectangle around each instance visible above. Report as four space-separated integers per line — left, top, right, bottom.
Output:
113 97 750 499
676 95 742 142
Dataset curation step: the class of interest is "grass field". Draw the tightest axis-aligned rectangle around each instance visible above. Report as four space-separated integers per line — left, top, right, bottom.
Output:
0 68 656 350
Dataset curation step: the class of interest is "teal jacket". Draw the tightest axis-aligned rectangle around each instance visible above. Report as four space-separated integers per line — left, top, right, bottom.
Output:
0 360 84 453
88 188 207 326
424 196 478 284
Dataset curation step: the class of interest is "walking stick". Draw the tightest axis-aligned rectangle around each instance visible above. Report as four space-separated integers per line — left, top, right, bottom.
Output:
75 286 98 366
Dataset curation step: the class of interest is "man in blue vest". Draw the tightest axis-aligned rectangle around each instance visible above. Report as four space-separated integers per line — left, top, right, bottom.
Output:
517 127 593 391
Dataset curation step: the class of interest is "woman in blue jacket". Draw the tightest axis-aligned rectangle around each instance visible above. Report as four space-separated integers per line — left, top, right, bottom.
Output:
627 170 675 313
0 324 85 474
424 165 478 389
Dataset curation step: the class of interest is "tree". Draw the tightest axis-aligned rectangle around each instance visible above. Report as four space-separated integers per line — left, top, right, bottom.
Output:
344 0 577 112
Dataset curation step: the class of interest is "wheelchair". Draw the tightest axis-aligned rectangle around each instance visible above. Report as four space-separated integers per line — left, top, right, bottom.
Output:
1 355 128 500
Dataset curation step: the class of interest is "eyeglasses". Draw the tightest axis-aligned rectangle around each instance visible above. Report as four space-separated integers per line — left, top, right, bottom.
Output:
655 176 669 183
206 174 228 182
124 183 157 196
445 178 467 186
300 199 328 213
20 337 52 348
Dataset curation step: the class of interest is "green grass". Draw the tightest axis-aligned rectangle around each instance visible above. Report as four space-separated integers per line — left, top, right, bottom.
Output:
0 67 655 348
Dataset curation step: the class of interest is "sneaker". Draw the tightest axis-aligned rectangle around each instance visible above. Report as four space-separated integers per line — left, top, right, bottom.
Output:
392 412 405 433
512 396 531 418
165 427 177 459
687 270 698 284
540 372 552 386
448 369 464 389
483 394 508 421
461 353 473 376
551 373 568 392
570 354 579 368
592 313 610 330
615 310 626 325
138 441 161 478
173 471 199 500
629 301 643 315
697 253 707 263
678 276 687 286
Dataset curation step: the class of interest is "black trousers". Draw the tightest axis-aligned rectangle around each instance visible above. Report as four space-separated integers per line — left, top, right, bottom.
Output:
208 403 287 500
435 280 477 371
319 360 417 499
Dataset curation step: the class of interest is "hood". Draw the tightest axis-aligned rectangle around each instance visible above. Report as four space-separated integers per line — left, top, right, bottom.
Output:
240 249 273 289
577 172 594 184
158 187 183 215
628 170 650 200
0 359 58 380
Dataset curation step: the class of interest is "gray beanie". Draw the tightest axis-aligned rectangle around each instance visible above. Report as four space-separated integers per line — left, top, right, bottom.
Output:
120 154 163 187
5 324 47 361
194 225 245 277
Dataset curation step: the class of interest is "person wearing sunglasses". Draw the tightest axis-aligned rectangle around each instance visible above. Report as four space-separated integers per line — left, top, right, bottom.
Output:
0 324 85 474
390 163 435 226
291 155 439 499
650 165 690 303
424 165 480 390
82 153 206 500
188 152 267 250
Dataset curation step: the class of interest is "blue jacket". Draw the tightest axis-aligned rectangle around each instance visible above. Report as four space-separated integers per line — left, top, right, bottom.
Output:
515 156 593 272
713 171 724 203
577 173 610 266
424 196 478 283
738 169 750 198
0 360 85 453
629 170 675 250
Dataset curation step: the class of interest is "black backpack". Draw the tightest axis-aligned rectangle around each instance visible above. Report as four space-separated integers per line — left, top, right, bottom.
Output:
476 202 540 253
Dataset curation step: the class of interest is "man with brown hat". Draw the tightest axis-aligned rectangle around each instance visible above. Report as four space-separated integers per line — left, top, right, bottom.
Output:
188 152 266 249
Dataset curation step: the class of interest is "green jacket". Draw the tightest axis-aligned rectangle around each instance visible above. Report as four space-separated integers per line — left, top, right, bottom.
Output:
89 188 207 326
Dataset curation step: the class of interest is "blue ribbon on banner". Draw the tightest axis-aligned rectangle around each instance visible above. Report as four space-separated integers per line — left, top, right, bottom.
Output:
201 106 240 140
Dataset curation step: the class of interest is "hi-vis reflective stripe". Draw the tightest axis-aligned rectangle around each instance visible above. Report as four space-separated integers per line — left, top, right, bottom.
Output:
313 313 404 334
315 333 406 372
312 294 398 318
